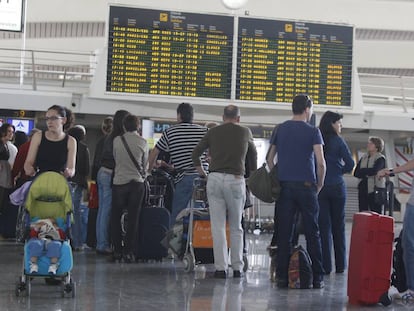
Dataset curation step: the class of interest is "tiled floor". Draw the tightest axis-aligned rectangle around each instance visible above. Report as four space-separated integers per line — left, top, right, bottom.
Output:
0 221 410 311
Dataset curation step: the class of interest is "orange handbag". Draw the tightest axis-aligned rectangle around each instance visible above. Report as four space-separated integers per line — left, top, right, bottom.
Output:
88 182 99 209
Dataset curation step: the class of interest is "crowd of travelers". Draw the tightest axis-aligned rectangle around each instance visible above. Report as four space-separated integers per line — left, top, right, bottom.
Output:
1 94 413 298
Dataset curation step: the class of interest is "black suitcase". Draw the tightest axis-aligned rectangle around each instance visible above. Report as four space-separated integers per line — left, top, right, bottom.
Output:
86 207 98 248
135 206 170 261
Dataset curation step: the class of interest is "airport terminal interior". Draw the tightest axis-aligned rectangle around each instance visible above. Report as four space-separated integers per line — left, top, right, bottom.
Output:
1 0 414 309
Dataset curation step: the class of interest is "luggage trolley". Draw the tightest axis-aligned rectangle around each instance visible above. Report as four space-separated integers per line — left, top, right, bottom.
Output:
182 178 250 273
182 177 213 272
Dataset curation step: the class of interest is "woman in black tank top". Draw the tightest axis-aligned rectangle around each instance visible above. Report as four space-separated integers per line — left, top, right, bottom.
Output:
24 105 76 178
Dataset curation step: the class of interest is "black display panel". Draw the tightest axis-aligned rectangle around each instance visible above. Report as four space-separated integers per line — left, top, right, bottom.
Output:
107 6 234 99
236 18 353 106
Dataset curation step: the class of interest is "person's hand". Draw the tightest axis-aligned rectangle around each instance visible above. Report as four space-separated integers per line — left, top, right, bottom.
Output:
316 183 323 194
378 168 390 179
63 167 74 178
26 166 36 177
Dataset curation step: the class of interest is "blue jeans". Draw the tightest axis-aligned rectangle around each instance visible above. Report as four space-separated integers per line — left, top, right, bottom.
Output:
318 182 346 274
170 174 198 227
276 182 325 283
71 184 84 249
96 168 113 251
403 203 414 291
28 238 62 258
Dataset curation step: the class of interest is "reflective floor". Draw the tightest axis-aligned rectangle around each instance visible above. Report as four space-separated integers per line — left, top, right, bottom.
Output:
0 222 411 311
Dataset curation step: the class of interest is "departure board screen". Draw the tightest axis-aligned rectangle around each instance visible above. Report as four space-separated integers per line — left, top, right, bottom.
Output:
107 6 234 99
236 18 353 106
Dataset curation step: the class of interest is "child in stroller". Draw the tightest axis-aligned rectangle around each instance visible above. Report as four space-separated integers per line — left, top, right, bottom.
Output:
15 172 75 297
28 218 65 274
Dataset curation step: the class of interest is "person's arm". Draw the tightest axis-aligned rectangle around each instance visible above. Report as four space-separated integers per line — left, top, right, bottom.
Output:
192 133 209 178
142 143 149 176
64 136 77 178
340 139 355 174
354 155 385 178
266 145 277 170
314 144 326 193
147 147 160 173
24 131 42 177
378 158 414 177
246 131 257 174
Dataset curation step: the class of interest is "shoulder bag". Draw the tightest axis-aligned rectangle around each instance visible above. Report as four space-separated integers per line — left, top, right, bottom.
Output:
248 163 280 203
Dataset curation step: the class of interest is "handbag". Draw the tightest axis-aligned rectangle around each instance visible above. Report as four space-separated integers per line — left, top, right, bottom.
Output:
88 182 99 209
248 163 275 203
374 186 387 206
120 135 150 205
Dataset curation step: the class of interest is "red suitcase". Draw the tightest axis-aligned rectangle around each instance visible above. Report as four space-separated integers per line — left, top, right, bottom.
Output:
348 212 394 305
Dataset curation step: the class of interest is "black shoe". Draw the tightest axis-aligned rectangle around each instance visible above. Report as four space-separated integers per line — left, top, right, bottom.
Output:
214 270 227 279
313 281 325 289
276 279 288 288
336 269 344 274
233 271 244 278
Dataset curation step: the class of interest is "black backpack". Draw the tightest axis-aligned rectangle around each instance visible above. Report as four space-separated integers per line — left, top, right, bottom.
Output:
391 230 407 293
288 245 313 289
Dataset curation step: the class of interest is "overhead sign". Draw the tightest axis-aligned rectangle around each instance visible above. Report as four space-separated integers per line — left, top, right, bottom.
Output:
0 0 24 32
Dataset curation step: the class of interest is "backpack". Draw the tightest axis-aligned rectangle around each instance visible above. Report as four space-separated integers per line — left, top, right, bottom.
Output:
288 245 313 289
391 230 407 293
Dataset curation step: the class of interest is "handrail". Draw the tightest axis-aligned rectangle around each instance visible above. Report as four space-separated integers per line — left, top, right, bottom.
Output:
0 47 97 91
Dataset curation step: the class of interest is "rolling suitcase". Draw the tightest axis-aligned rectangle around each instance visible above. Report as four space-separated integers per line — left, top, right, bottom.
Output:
135 206 170 261
347 212 394 305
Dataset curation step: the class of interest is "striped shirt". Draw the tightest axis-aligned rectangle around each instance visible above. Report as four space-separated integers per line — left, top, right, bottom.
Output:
156 123 208 183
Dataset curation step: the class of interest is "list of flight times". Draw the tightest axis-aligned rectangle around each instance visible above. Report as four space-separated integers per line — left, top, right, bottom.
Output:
236 18 353 106
107 6 234 99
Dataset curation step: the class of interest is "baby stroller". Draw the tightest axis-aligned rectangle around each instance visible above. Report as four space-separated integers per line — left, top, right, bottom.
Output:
15 172 75 298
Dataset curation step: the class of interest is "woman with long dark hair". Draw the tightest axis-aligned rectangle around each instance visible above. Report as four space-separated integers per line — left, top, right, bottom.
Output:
95 110 130 255
318 111 354 275
24 105 76 178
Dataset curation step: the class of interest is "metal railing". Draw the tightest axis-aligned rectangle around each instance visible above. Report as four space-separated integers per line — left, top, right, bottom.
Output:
359 72 414 111
0 47 97 92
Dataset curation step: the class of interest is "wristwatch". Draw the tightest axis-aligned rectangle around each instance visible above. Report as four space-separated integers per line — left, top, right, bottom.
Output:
389 168 395 177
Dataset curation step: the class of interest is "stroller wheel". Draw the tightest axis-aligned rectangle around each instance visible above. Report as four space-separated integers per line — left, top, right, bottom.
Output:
183 253 195 273
15 280 26 297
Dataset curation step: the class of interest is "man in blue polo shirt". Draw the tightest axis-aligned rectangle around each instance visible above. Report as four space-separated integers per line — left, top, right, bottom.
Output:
266 94 326 289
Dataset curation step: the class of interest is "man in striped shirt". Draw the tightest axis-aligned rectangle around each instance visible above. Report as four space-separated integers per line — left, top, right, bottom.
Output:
148 103 208 226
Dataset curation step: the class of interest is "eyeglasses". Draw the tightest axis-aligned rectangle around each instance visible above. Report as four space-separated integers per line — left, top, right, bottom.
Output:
45 116 63 122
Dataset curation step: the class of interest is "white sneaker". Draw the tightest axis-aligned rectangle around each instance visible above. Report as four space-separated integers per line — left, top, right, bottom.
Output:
401 290 414 302
29 262 38 274
48 263 58 275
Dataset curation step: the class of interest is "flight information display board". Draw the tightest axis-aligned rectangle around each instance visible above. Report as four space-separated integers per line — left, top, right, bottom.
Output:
236 18 353 106
107 6 234 99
